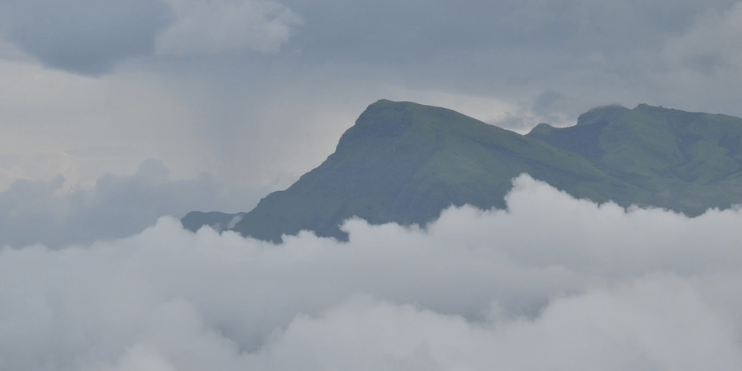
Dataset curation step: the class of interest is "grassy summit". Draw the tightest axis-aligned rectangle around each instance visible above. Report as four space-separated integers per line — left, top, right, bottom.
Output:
231 100 641 241
183 100 742 242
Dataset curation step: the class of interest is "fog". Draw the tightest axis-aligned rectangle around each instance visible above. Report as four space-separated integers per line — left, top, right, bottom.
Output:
1 175 740 370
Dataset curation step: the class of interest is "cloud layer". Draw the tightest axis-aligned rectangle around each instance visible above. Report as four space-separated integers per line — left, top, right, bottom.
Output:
155 0 303 56
1 0 171 74
1 0 302 74
0 159 267 248
1 175 740 370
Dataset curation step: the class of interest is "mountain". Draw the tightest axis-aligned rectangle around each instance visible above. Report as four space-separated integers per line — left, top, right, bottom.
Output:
528 104 742 215
183 100 742 242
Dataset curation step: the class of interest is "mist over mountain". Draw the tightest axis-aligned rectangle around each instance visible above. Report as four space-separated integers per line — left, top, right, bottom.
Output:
184 99 742 242
5 176 742 370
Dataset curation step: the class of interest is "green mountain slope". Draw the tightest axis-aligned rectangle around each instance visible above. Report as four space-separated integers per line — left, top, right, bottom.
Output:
183 100 742 242
527 104 742 215
230 100 652 242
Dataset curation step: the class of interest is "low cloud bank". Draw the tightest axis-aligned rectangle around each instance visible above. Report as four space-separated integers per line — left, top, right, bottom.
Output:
1 174 741 370
0 159 266 248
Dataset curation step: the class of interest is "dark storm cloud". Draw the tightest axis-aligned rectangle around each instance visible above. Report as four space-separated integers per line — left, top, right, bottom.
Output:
2 0 172 75
0 0 303 75
0 159 266 248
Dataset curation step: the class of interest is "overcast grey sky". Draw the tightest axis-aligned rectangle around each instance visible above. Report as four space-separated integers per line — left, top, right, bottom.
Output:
2 0 742 195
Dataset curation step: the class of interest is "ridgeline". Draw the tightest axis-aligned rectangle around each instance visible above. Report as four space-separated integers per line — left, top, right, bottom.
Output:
183 100 742 242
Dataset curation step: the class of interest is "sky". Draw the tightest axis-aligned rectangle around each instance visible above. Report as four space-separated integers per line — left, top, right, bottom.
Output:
2 1 742 368
2 0 742 195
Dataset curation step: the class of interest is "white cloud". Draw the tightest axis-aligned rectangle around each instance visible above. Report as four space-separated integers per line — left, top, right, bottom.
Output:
256 279 741 370
1 175 741 370
156 0 303 55
382 87 549 133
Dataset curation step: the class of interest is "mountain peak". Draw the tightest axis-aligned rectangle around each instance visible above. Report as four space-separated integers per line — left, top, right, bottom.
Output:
335 98 503 154
183 100 742 242
528 123 556 136
360 99 487 125
229 100 648 242
576 104 630 126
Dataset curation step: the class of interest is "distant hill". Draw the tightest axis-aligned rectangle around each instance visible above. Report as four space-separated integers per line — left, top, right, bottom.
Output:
527 103 742 215
183 100 742 241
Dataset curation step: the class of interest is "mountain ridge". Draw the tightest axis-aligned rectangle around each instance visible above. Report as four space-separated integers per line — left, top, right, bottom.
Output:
527 102 742 214
184 100 742 241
